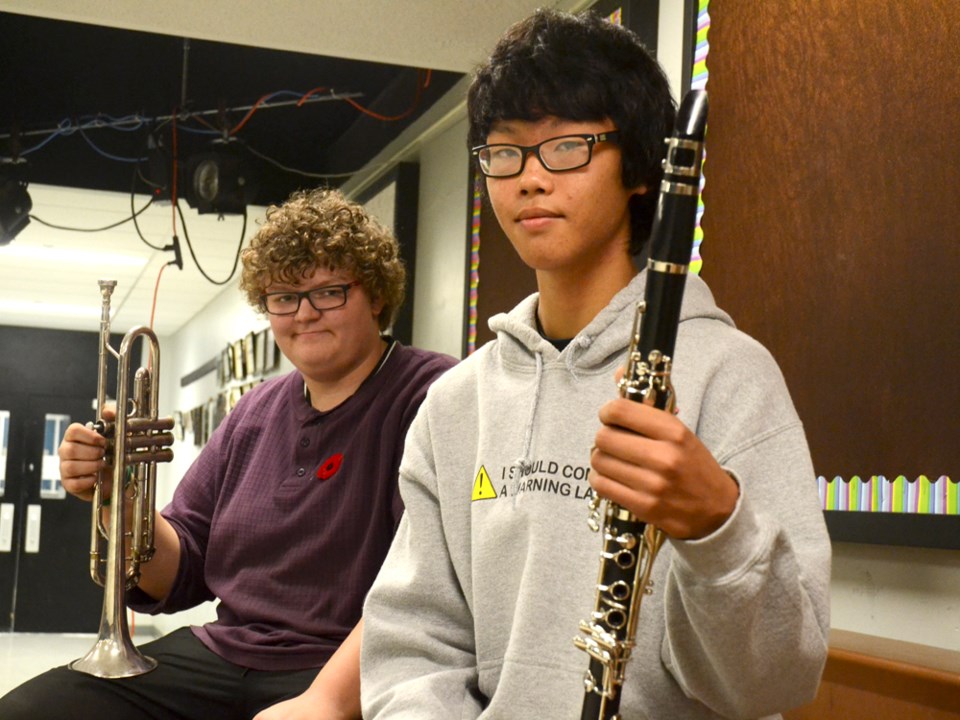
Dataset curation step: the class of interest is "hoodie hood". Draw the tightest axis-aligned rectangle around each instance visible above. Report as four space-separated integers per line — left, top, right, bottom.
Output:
486 270 735 470
488 270 735 372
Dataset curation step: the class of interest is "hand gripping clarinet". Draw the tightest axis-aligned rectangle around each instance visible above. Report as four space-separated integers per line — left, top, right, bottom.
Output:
573 89 708 720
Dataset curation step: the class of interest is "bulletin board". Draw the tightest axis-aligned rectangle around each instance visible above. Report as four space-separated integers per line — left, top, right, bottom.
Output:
698 0 958 548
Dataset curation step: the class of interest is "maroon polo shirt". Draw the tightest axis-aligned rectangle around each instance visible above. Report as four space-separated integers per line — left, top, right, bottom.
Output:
128 341 456 671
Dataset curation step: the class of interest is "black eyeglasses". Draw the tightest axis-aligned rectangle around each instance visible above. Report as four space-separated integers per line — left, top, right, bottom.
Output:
472 131 620 178
259 281 361 316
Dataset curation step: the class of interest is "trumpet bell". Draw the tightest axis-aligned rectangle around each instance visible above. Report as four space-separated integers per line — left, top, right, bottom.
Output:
68 636 157 678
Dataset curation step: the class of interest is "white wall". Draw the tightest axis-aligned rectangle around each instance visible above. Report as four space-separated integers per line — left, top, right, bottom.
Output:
410 115 470 357
831 543 959 650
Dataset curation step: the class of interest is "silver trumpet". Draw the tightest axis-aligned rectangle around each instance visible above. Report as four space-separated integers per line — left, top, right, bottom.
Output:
69 280 175 678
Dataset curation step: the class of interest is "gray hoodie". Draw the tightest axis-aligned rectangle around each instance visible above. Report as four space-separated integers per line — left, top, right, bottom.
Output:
361 272 831 720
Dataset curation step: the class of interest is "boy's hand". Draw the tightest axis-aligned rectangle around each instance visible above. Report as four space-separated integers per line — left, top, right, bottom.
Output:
58 406 116 502
590 397 739 540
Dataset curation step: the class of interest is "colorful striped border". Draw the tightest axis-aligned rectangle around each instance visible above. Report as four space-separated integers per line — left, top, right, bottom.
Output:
690 0 710 276
818 475 958 515
466 171 483 355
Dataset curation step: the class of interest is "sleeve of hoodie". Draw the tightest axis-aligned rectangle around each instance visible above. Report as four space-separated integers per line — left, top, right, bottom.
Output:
361 396 484 720
660 333 831 719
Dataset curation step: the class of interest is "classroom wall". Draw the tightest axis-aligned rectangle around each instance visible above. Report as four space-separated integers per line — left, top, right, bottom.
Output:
409 114 470 358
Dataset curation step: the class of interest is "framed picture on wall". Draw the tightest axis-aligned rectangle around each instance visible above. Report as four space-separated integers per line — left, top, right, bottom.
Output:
219 347 232 386
231 340 245 381
264 329 278 371
243 332 256 378
257 328 269 375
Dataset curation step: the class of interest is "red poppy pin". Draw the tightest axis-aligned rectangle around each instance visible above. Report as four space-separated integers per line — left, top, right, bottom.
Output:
316 453 344 481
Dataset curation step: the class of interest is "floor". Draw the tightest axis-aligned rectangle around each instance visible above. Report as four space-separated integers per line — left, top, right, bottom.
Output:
0 632 98 695
0 631 158 697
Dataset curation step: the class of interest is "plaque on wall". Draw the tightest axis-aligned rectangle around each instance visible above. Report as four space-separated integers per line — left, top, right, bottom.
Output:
243 332 256 378
264 329 278 370
231 340 245 381
219 347 232 386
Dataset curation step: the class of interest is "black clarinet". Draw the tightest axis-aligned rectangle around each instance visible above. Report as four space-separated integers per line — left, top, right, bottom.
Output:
573 89 708 720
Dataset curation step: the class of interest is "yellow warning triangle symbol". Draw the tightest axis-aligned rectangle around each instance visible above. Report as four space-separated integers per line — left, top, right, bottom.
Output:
471 465 498 501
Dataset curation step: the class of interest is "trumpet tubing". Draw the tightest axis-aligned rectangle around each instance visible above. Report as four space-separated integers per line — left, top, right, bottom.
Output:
69 279 175 679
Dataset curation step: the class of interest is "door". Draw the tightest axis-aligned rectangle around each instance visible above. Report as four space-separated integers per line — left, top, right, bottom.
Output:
0 393 102 632
0 393 25 630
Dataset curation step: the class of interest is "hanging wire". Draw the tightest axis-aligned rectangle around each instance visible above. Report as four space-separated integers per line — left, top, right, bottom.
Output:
0 91 363 151
149 261 168 331
339 70 432 122
78 126 147 163
243 142 376 180
175 200 247 286
130 167 168 252
0 69 430 163
171 111 179 239
28 197 154 233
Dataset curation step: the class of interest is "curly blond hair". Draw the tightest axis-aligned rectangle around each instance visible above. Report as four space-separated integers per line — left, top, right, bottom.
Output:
240 187 406 331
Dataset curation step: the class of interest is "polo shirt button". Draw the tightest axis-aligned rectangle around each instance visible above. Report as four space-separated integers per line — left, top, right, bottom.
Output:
297 467 306 477
300 438 309 447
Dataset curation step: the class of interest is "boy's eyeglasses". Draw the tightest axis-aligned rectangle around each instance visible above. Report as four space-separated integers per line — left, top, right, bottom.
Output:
472 131 620 178
259 281 361 315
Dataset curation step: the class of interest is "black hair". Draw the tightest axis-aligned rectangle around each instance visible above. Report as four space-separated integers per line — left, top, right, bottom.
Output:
467 8 676 254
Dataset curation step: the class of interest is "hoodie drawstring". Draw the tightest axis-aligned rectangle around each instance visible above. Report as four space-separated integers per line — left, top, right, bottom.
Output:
515 350 544 478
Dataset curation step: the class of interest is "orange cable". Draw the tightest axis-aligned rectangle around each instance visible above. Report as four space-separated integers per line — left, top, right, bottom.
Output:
343 70 427 122
150 262 167 332
171 111 179 235
229 92 274 135
297 86 329 106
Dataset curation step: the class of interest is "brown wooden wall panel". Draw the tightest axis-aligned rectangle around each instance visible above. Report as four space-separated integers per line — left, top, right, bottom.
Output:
784 630 960 720
700 1 959 479
468 1 958 487
472 187 537 350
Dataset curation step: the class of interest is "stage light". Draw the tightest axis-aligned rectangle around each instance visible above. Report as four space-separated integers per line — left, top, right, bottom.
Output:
0 172 32 246
183 140 255 215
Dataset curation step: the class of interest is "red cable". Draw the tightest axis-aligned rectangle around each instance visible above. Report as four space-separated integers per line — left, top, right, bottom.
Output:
343 70 427 122
228 71 431 135
229 92 273 135
171 111 179 235
297 87 329 106
150 262 167 332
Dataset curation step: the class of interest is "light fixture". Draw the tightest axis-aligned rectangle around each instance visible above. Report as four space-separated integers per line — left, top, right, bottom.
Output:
0 298 101 318
0 244 147 267
183 139 255 215
0 163 32 246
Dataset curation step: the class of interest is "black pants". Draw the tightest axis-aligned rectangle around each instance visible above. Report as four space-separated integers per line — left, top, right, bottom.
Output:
0 627 319 720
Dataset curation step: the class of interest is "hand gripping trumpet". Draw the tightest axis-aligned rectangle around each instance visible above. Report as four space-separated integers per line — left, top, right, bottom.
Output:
573 89 708 720
69 280 175 678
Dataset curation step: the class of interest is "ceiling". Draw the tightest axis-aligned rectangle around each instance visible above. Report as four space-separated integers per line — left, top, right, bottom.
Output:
0 0 587 336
